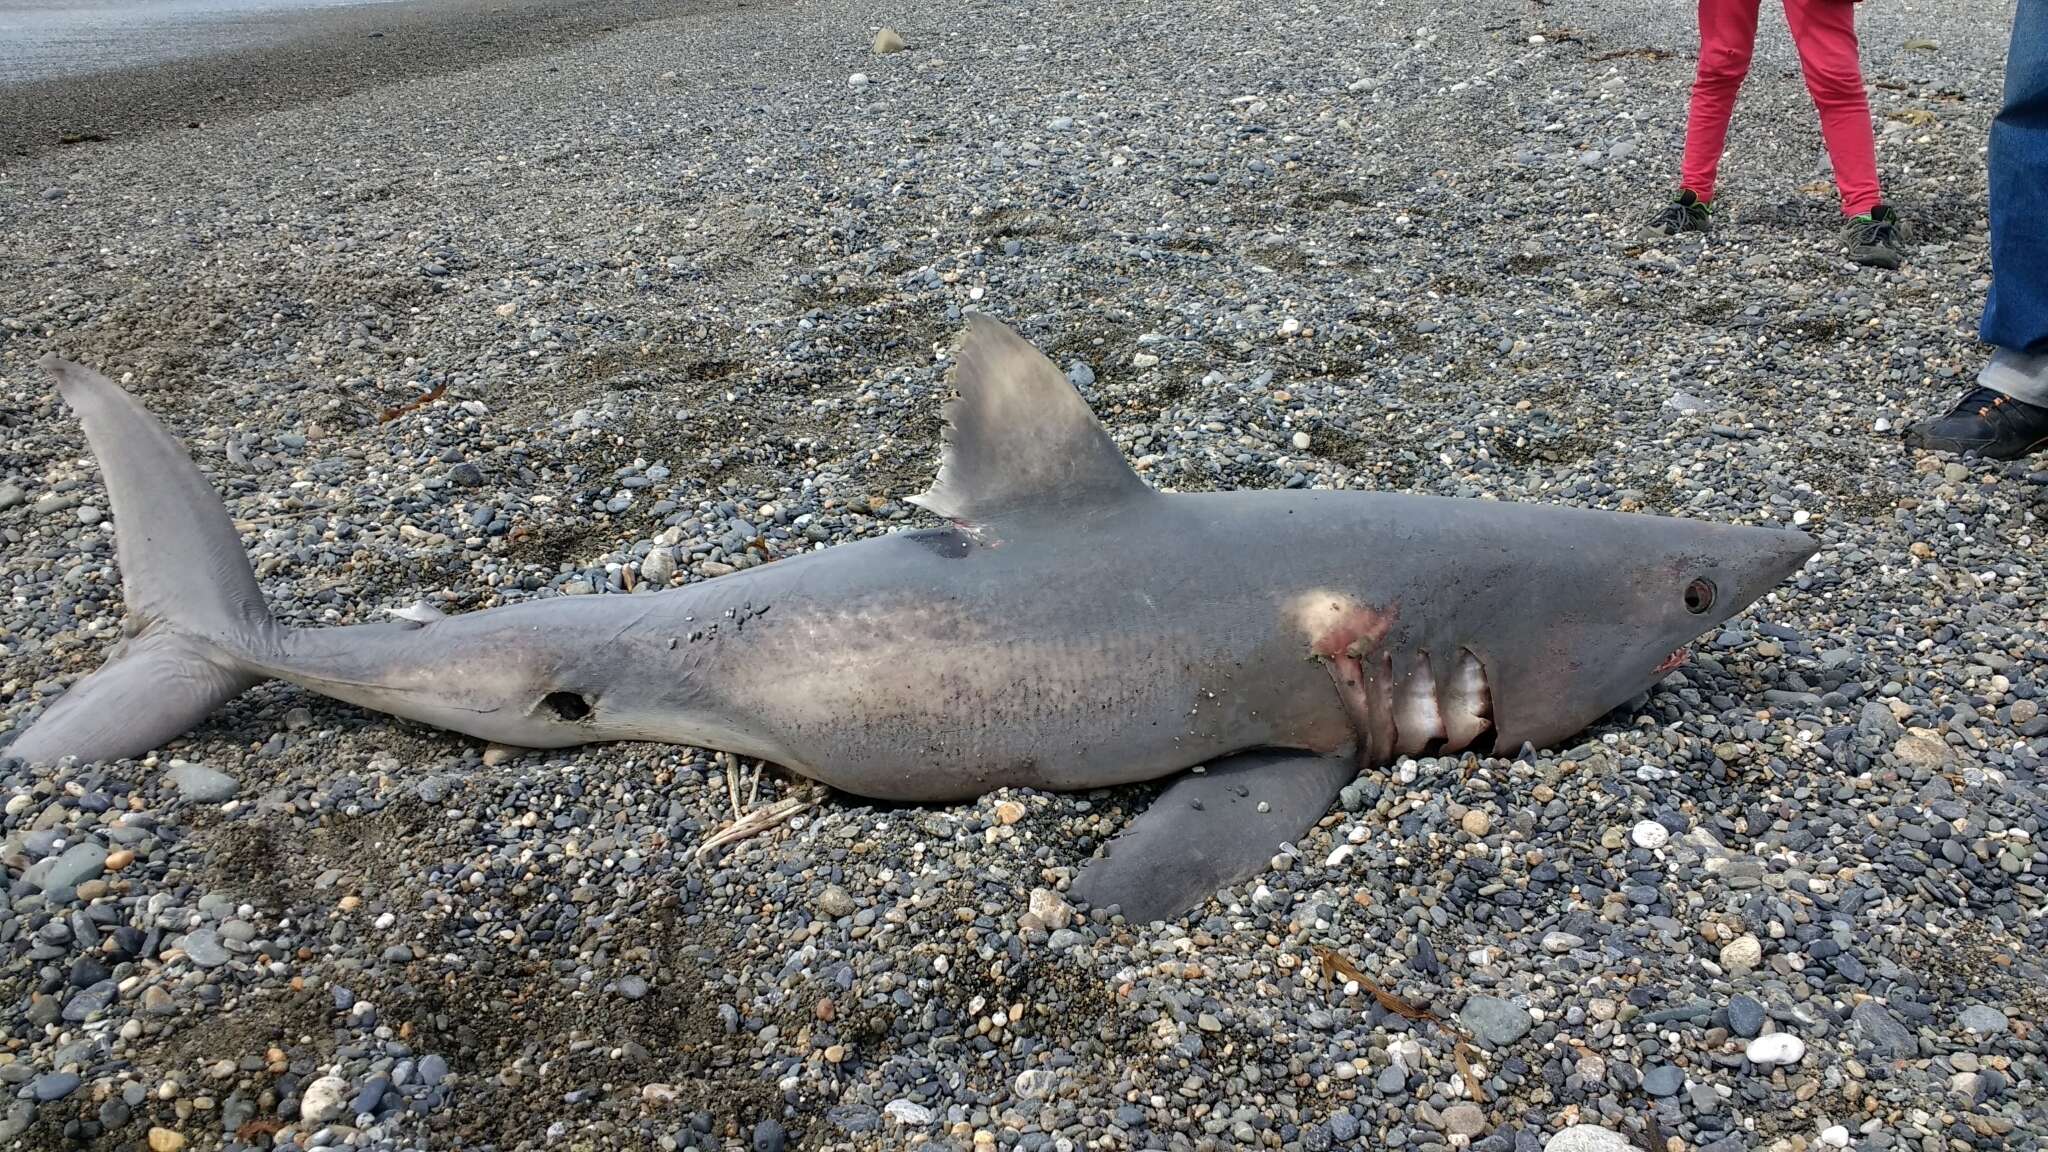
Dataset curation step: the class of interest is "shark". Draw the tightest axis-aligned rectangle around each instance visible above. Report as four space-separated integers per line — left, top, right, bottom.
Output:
6 317 1816 921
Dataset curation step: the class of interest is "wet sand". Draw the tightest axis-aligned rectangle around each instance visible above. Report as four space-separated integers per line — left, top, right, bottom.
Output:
0 0 728 161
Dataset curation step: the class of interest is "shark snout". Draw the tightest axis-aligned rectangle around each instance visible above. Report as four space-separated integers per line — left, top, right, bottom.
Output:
1720 526 1818 614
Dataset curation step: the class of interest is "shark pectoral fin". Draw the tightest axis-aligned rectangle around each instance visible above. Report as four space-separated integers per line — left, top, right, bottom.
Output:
907 316 1157 527
1068 750 1358 926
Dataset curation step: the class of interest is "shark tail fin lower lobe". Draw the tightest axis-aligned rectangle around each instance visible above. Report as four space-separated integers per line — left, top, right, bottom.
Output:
5 356 276 766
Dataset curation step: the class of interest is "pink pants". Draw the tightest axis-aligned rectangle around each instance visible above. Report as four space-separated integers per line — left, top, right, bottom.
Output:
1680 0 1883 216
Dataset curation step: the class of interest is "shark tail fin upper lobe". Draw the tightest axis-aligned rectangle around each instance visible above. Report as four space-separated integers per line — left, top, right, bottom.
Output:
6 356 276 766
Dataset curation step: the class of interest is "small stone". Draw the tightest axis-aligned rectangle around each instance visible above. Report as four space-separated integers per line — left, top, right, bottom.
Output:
1028 887 1073 930
872 27 906 54
1746 1032 1806 1067
1460 809 1492 837
1630 820 1670 849
994 800 1025 825
482 743 524 767
1852 1000 1916 1059
178 929 229 968
1720 934 1763 974
1132 352 1160 369
1892 732 1949 768
31 1072 82 1102
63 979 118 1021
848 72 870 88
1541 931 1583 954
752 1119 786 1152
148 1127 187 1152
1014 1069 1057 1100
1728 994 1766 1039
883 1098 931 1125
1819 1126 1851 1148
1375 1064 1406 1094
1441 1103 1486 1136
41 840 108 891
164 763 239 802
298 1075 350 1124
640 1083 677 1106
1544 1126 1635 1152
1643 1064 1684 1097
1959 1005 2009 1036
104 849 135 871
1292 431 1313 452
817 885 855 918
640 547 677 587
0 483 23 509
1460 995 1532 1046
616 976 649 1001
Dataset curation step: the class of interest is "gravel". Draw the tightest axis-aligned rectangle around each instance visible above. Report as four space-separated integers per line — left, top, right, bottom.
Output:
2 0 2046 1149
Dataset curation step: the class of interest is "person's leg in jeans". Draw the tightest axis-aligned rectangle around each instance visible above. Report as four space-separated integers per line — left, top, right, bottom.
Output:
1646 0 1762 235
1904 0 2048 457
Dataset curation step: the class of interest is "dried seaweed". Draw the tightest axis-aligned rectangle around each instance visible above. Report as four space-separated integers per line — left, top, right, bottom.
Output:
378 383 447 423
1314 945 1492 1104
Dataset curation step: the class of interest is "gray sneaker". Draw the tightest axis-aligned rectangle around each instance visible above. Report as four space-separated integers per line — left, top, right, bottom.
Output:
1643 189 1711 237
1843 203 1910 269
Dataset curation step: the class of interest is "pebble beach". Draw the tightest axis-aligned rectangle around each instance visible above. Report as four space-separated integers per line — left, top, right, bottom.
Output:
1 0 2044 1150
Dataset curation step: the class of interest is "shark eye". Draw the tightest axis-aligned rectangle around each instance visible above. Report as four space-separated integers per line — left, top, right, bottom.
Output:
1683 578 1717 615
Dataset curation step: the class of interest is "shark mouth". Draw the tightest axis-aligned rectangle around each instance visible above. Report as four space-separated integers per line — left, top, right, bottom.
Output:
1652 647 1690 677
1323 645 1498 764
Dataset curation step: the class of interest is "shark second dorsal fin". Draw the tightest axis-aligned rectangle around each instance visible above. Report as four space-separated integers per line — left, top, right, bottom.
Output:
908 316 1155 526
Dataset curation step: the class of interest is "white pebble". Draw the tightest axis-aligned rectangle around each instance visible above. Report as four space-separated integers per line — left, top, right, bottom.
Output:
1746 1032 1806 1067
883 1098 933 1126
1819 1125 1851 1148
1292 431 1312 451
848 73 870 87
299 1075 350 1124
1630 820 1670 850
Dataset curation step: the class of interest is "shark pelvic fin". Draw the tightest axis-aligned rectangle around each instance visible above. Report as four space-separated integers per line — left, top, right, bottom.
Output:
908 316 1155 527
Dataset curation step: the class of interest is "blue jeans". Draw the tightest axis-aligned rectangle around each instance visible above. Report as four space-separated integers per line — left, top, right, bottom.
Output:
1985 0 2048 403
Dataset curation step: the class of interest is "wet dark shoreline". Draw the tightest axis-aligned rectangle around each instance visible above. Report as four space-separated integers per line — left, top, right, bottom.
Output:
0 0 747 163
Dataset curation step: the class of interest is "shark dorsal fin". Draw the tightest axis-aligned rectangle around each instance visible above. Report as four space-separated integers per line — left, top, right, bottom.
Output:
908 316 1154 526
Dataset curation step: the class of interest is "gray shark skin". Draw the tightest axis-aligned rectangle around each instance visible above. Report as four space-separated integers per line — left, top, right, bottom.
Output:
7 317 1817 922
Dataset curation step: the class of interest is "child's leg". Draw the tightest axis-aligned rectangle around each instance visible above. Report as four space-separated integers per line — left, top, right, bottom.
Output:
1783 0 1884 216
1680 0 1766 201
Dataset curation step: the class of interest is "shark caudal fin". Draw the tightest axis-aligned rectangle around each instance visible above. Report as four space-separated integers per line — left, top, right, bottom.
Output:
4 356 277 766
